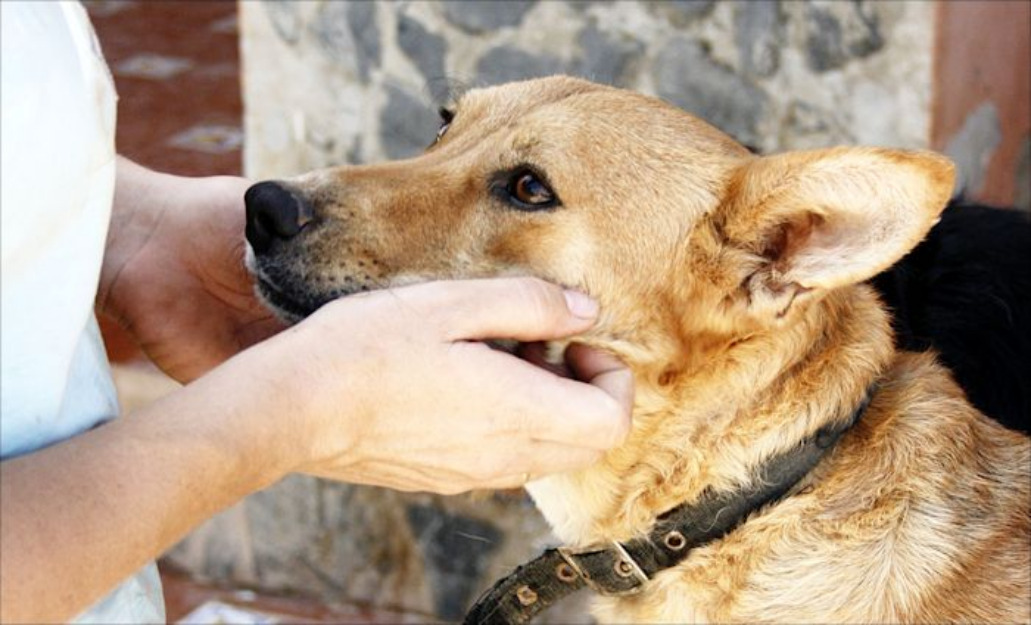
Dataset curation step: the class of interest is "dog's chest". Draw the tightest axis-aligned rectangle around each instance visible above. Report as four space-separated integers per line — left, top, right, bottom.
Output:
524 474 606 544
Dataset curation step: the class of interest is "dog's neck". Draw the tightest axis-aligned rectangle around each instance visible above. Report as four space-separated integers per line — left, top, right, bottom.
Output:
528 284 893 546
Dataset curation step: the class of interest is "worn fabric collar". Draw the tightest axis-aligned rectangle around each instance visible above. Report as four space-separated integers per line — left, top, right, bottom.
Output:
463 385 877 625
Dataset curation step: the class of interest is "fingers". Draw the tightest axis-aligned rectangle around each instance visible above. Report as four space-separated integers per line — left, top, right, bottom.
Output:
516 342 634 448
564 342 636 419
403 277 599 343
511 346 633 452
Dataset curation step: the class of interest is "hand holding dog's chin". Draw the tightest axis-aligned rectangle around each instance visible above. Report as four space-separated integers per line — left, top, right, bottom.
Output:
232 278 635 495
97 157 285 383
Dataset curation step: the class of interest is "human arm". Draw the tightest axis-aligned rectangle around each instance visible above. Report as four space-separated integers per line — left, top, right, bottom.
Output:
1 277 632 623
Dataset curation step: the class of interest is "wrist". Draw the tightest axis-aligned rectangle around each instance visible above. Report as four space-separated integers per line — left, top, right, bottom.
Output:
172 342 302 491
243 314 365 478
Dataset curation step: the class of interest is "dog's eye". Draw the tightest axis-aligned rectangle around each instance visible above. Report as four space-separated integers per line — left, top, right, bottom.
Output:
435 107 454 143
508 171 557 209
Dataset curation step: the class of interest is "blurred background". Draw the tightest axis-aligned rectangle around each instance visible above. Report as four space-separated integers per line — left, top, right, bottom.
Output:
88 0 1029 622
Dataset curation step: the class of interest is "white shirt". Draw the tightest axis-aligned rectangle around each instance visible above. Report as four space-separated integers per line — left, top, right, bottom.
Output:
1 1 164 621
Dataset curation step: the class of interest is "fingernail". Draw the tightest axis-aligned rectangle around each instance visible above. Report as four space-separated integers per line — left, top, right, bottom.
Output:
563 289 599 319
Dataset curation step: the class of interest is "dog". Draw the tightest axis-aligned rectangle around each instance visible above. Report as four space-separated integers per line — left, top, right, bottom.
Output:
244 76 1030 623
872 200 1031 434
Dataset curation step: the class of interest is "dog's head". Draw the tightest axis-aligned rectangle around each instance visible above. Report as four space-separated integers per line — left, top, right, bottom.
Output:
246 76 954 373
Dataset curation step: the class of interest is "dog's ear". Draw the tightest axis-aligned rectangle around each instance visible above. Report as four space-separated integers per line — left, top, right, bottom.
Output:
721 147 955 317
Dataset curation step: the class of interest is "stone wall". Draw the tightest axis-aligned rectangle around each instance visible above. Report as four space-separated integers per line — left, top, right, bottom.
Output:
239 0 935 176
167 1 1024 621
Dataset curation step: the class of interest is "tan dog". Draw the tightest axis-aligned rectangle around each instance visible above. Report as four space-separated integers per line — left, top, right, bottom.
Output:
245 76 1030 623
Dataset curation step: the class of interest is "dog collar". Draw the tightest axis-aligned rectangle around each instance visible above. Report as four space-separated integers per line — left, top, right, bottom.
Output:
463 385 877 625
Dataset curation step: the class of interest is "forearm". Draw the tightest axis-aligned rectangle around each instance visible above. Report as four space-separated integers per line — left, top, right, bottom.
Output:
0 355 292 623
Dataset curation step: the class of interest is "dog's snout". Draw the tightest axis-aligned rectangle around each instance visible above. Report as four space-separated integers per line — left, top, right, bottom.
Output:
244 181 314 254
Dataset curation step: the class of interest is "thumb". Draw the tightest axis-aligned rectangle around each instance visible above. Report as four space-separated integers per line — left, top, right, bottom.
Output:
405 277 599 342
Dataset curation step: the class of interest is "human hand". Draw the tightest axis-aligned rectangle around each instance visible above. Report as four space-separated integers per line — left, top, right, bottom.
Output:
228 277 633 494
97 158 284 382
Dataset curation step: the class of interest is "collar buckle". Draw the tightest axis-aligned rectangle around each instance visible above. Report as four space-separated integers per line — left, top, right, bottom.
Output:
558 541 649 597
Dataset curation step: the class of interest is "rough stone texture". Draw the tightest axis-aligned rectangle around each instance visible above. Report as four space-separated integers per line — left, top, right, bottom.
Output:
805 1 884 73
168 476 590 622
208 2 951 620
476 45 567 86
398 13 448 85
441 0 536 34
575 23 644 87
241 0 935 172
263 1 300 45
310 2 361 78
309 1 381 83
654 37 768 146
380 84 441 159
651 0 716 26
346 1 381 82
406 504 501 620
805 6 847 72
735 1 783 78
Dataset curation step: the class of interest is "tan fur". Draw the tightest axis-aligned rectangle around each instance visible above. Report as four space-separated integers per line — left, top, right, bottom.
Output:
252 76 1031 623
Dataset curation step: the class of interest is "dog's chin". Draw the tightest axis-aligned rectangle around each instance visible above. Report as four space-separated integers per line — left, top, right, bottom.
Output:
254 279 314 325
256 276 364 325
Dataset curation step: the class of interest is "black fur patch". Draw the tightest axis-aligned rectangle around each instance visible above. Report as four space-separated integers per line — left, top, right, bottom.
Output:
871 201 1031 434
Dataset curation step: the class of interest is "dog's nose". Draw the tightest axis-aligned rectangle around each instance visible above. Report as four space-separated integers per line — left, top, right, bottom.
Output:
244 181 313 254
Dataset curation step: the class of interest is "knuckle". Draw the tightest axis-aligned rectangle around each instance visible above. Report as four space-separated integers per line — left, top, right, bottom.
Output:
514 277 563 327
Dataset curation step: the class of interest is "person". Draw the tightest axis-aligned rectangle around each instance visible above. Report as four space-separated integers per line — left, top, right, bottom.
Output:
0 3 633 622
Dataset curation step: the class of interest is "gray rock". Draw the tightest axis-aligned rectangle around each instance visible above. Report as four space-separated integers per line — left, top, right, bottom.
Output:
380 84 439 160
311 3 359 76
786 100 830 135
566 0 597 12
398 13 448 84
264 0 301 45
650 0 716 26
348 1 381 82
843 1 883 59
805 6 846 72
440 0 536 34
779 100 849 150
311 1 380 82
244 475 324 591
734 1 783 78
653 38 767 146
407 504 502 620
806 2 883 73
243 477 433 609
476 45 566 86
574 23 644 86
946 101 1002 197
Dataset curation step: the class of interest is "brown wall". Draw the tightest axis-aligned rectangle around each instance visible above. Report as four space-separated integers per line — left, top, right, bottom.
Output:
932 0 1031 208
